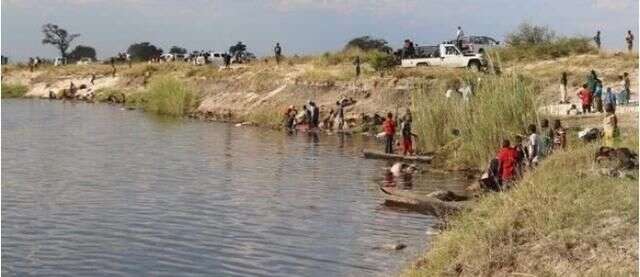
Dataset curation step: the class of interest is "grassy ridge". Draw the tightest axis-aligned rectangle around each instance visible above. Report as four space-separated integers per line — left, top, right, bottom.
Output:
412 73 539 168
491 37 597 63
405 133 638 276
1 83 28 98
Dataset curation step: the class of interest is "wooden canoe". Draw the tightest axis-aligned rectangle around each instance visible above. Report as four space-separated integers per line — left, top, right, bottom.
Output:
379 186 468 217
363 150 432 163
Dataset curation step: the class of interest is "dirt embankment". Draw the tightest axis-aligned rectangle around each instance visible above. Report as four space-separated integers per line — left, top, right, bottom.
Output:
2 62 421 126
3 53 637 126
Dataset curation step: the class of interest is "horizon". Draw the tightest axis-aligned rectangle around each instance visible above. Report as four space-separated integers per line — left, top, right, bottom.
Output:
2 0 639 62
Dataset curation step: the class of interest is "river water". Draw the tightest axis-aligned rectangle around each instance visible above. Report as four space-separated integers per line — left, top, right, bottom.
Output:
2 99 467 276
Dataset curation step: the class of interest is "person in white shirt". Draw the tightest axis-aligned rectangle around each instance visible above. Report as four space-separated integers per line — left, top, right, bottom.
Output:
527 124 543 166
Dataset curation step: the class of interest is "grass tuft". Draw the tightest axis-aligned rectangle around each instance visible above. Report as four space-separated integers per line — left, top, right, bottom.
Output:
143 76 198 116
1 83 28 98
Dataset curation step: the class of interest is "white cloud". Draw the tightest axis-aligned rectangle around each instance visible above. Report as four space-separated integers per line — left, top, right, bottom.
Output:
593 0 633 11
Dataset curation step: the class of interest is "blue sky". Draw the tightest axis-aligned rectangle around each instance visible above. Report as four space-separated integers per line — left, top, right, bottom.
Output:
2 0 638 61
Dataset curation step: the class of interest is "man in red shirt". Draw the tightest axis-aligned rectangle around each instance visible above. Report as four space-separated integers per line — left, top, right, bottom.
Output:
382 112 396 154
577 84 593 114
497 139 518 189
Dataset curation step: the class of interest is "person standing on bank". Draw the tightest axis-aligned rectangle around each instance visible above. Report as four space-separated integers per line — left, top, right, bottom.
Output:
594 30 601 49
382 113 396 154
626 30 634 52
354 56 361 78
274 42 282 65
456 26 465 50
560 72 568 103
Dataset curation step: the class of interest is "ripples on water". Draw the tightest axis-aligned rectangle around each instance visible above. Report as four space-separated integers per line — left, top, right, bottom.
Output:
2 100 467 276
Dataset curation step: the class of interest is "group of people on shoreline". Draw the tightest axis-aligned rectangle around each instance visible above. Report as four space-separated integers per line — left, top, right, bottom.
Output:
484 119 567 191
282 98 357 133
562 70 632 114
381 110 418 156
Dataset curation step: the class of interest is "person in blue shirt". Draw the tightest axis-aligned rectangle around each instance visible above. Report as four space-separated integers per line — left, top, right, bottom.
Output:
593 79 603 113
603 87 617 113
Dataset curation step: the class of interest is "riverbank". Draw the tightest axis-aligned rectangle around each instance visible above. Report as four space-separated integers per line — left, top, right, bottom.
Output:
404 120 638 276
2 52 639 275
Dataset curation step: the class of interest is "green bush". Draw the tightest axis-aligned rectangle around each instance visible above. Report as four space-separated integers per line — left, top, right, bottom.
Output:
412 73 539 167
367 51 396 72
143 76 197 116
493 37 596 63
1 83 28 98
94 88 126 103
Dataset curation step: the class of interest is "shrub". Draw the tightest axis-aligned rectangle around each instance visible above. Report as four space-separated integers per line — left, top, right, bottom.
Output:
506 22 556 46
1 83 28 98
143 76 197 116
367 51 396 73
412 73 539 167
492 37 596 63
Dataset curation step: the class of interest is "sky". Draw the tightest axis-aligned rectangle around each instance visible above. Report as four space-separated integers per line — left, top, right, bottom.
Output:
2 0 639 61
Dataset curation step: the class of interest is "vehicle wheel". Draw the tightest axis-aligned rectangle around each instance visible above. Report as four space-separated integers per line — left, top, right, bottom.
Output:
468 61 481 71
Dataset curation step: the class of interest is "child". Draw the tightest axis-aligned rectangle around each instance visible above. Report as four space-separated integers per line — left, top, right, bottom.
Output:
552 119 567 150
602 103 619 147
400 116 418 156
382 112 396 154
577 84 593 114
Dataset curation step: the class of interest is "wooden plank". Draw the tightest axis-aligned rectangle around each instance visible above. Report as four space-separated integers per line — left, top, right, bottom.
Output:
362 150 432 163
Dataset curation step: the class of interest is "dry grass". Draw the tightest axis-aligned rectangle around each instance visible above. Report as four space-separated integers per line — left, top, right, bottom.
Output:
405 132 638 277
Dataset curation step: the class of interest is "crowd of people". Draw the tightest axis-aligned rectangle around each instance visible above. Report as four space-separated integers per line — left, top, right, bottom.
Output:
563 69 632 114
282 98 356 133
481 119 567 191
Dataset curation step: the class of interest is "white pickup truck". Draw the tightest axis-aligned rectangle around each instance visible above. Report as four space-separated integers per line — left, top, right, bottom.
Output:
400 43 486 70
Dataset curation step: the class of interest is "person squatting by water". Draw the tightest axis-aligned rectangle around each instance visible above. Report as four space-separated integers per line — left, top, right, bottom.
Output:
497 139 519 189
382 112 396 154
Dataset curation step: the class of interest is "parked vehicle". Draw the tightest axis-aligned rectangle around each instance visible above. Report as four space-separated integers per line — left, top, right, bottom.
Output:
446 35 500 54
76 57 92 65
400 43 486 70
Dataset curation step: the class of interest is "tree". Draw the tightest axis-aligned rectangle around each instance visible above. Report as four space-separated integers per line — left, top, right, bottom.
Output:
229 41 247 57
345 36 392 53
169 46 187 55
41 23 80 58
127 42 163 61
68 45 97 61
506 23 556 46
